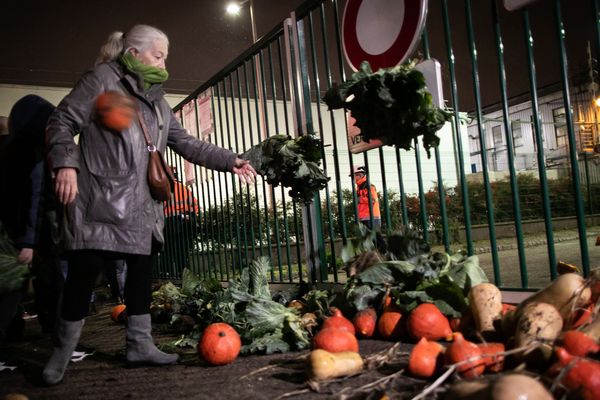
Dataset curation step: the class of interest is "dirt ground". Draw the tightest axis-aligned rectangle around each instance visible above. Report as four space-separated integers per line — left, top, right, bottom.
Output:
0 302 429 400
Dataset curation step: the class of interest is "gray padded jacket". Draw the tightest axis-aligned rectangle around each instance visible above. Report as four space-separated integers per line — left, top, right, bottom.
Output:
46 61 237 255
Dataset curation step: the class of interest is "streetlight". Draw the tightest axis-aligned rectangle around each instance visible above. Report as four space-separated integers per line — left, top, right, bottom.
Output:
226 1 258 43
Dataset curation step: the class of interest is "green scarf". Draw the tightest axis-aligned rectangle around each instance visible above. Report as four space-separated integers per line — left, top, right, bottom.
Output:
119 52 169 90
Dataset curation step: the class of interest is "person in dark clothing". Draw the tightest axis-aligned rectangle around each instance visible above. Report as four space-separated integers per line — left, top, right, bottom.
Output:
0 95 63 340
42 24 256 386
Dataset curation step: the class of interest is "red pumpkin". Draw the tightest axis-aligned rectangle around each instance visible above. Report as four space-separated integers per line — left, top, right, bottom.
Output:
322 308 355 335
445 332 485 379
407 303 452 341
408 337 445 378
378 310 404 341
477 342 505 372
353 308 377 338
198 323 241 365
110 304 127 323
561 330 600 357
95 91 136 132
312 328 359 353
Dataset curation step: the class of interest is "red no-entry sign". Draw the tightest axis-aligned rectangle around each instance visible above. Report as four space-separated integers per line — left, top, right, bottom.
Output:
342 0 428 71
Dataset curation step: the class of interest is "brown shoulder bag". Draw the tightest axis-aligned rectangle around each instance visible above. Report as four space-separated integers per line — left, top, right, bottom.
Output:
137 110 174 201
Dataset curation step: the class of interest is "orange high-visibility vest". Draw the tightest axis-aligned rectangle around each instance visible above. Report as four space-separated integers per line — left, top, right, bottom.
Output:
356 176 380 221
164 181 199 216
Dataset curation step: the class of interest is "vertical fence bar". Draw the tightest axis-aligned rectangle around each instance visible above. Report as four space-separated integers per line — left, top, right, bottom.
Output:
522 11 557 280
490 0 529 287
275 36 297 281
395 148 409 225
441 0 474 254
307 11 339 282
243 62 266 260
194 97 210 279
224 76 240 276
553 0 590 276
413 139 429 242
236 68 257 264
422 28 450 251
206 90 221 277
319 3 349 245
465 0 501 284
250 56 275 277
212 82 229 279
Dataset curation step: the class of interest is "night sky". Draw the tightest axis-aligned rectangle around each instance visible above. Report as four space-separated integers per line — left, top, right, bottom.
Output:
1 0 593 112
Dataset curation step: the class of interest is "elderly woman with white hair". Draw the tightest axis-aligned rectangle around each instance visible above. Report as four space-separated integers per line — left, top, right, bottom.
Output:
42 24 256 385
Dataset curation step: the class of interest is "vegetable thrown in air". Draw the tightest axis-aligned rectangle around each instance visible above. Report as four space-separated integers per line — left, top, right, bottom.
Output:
323 61 451 157
242 134 330 204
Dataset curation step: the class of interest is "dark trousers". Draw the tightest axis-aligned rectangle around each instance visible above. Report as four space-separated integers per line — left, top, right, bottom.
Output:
62 250 152 321
161 214 197 272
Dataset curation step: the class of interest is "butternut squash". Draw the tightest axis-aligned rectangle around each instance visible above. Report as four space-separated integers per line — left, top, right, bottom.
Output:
308 349 363 380
468 283 503 336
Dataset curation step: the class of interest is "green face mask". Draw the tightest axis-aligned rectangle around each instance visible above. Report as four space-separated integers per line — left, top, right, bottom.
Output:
119 52 169 90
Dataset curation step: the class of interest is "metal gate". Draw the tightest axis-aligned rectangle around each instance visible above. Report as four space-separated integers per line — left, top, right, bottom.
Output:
156 0 600 290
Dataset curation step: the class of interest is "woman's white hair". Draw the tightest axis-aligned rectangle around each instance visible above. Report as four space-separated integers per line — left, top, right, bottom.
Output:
95 24 169 65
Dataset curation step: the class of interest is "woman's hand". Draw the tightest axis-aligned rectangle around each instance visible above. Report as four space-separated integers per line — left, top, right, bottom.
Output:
232 158 257 184
17 248 33 264
55 167 78 204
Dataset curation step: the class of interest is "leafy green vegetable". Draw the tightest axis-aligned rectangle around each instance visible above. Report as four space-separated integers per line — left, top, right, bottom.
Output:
323 61 452 157
242 134 330 204
342 226 488 317
0 223 29 295
154 257 310 355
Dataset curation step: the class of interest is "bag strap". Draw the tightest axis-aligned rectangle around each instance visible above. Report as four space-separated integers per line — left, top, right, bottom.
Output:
136 110 157 153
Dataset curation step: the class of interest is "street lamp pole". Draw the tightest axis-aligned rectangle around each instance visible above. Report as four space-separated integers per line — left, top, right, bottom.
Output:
227 0 267 140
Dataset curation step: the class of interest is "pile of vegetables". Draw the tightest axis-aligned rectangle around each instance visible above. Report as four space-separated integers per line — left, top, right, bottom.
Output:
150 224 600 399
151 257 309 355
323 61 452 157
241 134 330 204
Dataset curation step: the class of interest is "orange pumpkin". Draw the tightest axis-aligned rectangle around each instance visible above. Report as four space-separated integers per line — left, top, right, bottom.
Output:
198 323 241 366
477 342 505 372
353 308 377 338
110 304 127 323
322 308 355 335
377 310 404 341
445 332 485 379
407 303 452 341
95 91 136 132
312 328 359 353
408 337 445 378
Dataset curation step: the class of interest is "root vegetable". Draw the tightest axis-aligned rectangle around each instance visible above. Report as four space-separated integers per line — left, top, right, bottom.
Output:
516 273 591 322
407 303 452 341
445 332 485 379
408 337 445 378
445 380 491 400
468 283 503 336
490 374 553 400
309 349 363 380
515 302 563 349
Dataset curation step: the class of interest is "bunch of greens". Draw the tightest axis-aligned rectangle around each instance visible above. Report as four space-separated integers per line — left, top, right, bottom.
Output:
323 61 451 157
155 257 310 355
242 134 330 204
0 223 29 295
342 227 488 318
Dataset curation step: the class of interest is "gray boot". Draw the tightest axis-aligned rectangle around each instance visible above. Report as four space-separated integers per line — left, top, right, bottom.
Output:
42 318 85 385
126 314 178 365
